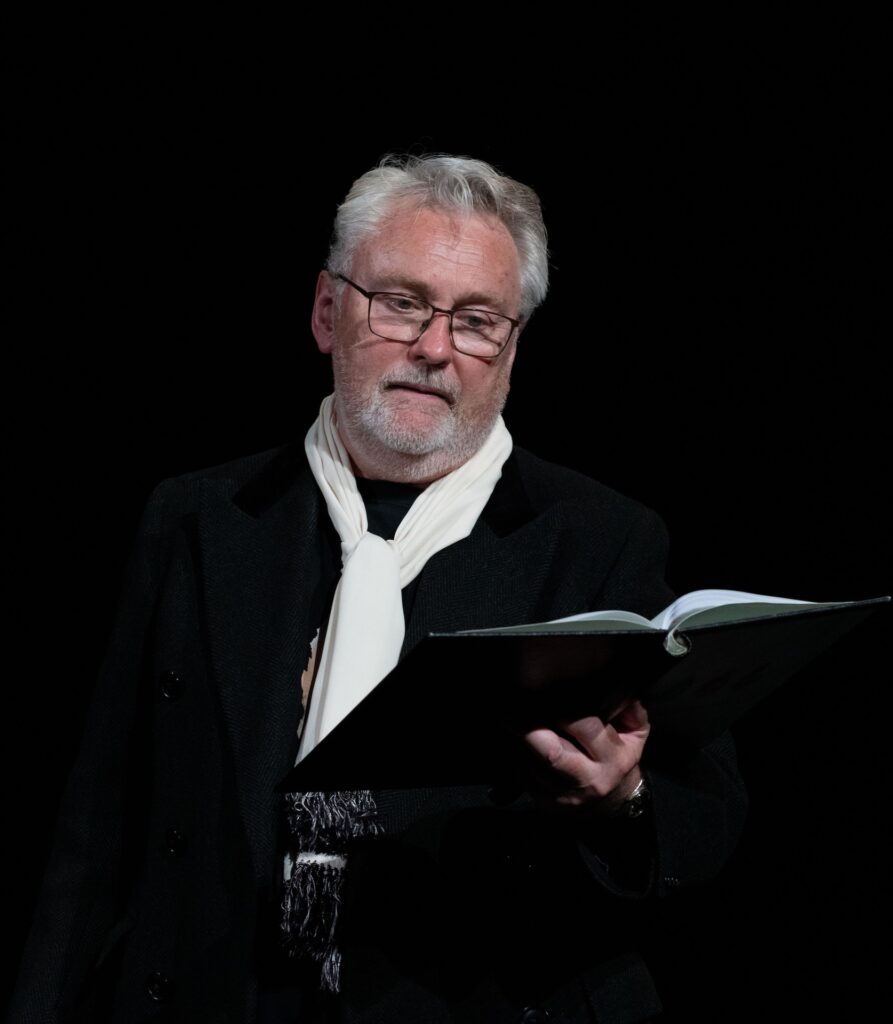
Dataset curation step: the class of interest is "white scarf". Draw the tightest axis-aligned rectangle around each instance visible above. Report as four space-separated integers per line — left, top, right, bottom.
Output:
295 393 513 761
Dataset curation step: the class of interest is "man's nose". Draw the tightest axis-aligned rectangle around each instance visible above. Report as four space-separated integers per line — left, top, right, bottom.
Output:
409 311 453 363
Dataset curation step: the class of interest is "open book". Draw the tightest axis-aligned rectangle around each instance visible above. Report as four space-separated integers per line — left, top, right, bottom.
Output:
455 589 860 654
279 590 888 792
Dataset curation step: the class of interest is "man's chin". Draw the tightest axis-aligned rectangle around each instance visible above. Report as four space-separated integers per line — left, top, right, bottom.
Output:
369 426 454 457
361 408 455 456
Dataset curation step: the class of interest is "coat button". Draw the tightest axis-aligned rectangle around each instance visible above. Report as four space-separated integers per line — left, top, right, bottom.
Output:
165 827 187 855
518 1008 550 1023
159 670 185 701
145 971 172 1002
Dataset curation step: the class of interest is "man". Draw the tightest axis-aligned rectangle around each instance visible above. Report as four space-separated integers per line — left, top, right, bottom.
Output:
11 154 747 1023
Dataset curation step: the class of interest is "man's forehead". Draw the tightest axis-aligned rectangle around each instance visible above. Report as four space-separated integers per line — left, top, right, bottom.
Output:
353 203 522 304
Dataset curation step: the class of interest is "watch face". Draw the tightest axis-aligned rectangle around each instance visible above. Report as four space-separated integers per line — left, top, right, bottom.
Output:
625 797 647 819
622 780 651 819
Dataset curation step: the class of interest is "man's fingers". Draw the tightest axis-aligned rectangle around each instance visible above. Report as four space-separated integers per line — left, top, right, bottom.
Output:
610 698 650 732
556 711 648 773
555 715 610 752
599 697 649 731
521 727 588 778
517 701 650 792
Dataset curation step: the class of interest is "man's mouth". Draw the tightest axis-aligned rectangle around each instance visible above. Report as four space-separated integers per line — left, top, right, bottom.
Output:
385 382 454 405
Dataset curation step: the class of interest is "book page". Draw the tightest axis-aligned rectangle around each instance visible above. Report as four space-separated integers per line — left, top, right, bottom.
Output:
455 608 655 635
651 589 815 631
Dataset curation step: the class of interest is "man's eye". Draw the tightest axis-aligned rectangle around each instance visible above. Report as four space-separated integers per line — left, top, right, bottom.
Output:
384 296 422 313
456 312 490 330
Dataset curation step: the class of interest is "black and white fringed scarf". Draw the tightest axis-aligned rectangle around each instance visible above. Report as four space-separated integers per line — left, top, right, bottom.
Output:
280 789 382 991
279 394 512 993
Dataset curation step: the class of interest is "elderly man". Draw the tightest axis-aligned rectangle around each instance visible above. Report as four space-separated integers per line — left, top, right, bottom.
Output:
12 154 746 1024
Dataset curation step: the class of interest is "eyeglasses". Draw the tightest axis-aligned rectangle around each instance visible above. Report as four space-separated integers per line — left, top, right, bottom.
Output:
333 273 520 358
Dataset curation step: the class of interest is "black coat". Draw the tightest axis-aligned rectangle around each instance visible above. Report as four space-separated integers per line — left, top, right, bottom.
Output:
10 441 747 1024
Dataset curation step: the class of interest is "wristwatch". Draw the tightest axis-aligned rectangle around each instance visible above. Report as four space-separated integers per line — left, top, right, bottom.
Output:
614 775 651 820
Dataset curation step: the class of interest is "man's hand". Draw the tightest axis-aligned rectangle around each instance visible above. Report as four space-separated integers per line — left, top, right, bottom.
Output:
518 699 650 816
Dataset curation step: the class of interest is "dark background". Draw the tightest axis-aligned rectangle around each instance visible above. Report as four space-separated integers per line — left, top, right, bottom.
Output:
9 30 890 1021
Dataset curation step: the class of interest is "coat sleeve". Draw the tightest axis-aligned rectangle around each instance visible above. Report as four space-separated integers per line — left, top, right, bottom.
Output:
570 503 749 898
9 480 173 1023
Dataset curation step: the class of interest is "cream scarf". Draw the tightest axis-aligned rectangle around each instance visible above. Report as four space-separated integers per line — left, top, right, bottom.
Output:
282 394 512 993
295 392 513 761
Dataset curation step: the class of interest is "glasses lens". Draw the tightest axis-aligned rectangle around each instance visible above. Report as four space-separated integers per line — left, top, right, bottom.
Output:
452 309 512 356
370 294 431 341
369 294 512 356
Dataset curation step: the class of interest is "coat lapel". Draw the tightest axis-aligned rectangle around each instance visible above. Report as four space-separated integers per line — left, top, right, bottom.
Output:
195 440 322 886
403 449 552 653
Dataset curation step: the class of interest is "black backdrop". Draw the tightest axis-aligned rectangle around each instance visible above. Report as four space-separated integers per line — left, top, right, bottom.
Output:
9 34 890 1021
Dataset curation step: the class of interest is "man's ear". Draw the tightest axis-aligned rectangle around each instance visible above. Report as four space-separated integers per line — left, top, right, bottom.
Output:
311 270 337 354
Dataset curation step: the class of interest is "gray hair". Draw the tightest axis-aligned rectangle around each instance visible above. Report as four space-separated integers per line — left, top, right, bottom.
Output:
325 153 549 322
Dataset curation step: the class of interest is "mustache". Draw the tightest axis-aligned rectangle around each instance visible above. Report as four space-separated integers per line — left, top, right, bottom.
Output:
378 368 459 405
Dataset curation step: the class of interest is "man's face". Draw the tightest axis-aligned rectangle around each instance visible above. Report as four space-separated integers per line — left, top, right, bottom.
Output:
312 202 523 482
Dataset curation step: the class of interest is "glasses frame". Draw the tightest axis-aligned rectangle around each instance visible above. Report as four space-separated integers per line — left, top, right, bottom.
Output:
333 273 521 358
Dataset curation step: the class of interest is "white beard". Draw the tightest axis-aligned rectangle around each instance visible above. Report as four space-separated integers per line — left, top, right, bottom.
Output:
332 362 511 483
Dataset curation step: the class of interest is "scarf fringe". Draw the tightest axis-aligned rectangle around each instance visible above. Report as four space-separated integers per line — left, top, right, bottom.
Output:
280 790 382 994
285 789 382 849
281 858 345 991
